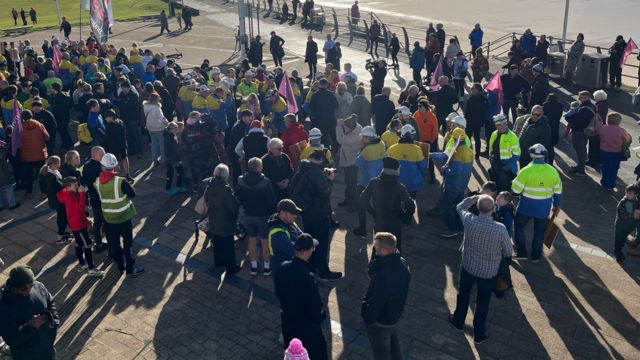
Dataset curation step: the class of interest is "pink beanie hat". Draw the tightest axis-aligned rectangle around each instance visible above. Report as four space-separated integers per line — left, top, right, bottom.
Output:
284 338 309 360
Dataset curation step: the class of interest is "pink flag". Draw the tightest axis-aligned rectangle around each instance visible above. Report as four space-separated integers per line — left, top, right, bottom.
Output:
429 55 443 90
278 71 299 114
621 38 638 67
11 99 22 157
485 72 503 108
52 44 62 76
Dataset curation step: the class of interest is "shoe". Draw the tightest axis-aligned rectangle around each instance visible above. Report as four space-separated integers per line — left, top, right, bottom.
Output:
87 268 105 277
512 255 527 261
616 254 625 264
226 266 241 275
568 168 586 176
56 236 71 244
530 257 541 263
318 271 343 281
250 266 258 275
174 187 188 193
474 333 490 345
263 267 271 276
441 231 461 238
125 175 135 183
9 202 21 210
353 227 366 237
164 188 176 195
448 314 464 332
126 266 145 277
626 239 639 249
76 264 89 273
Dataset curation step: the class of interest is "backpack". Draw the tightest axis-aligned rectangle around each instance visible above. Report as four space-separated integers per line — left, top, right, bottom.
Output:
77 123 93 144
582 106 601 137
289 171 310 210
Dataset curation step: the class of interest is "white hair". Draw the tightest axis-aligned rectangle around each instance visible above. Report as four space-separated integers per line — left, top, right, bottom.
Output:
212 164 230 180
268 137 284 149
593 90 608 102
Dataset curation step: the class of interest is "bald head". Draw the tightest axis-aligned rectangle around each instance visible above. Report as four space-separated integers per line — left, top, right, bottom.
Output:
477 195 495 216
382 87 391 96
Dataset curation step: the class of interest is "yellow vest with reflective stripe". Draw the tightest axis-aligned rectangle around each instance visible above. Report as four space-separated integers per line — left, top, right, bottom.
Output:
489 130 521 160
268 227 289 256
511 163 562 200
95 176 136 224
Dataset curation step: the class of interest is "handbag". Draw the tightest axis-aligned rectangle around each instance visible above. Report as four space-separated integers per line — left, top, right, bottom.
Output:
194 179 212 216
77 123 93 144
621 138 632 161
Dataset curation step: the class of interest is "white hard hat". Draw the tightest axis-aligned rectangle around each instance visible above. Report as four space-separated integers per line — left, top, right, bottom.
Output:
309 127 322 139
211 67 221 74
529 143 547 157
446 112 459 122
198 85 209 92
100 153 118 169
360 126 377 138
400 124 416 137
453 115 467 128
244 70 254 77
493 114 508 125
397 106 412 116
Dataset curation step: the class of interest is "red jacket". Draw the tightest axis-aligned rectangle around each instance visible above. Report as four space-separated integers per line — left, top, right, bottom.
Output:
281 123 307 170
56 189 88 232
20 119 49 162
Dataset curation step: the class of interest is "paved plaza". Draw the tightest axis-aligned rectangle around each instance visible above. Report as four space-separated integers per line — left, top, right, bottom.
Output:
1 2 640 359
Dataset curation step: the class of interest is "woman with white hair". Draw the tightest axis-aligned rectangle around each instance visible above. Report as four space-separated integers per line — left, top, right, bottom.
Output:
201 163 241 274
334 81 353 120
261 138 294 201
590 89 609 167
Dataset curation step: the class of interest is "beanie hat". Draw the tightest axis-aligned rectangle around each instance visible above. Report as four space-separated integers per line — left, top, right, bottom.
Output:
343 115 357 130
8 265 35 289
284 338 310 360
532 62 544 73
250 120 263 129
382 156 400 170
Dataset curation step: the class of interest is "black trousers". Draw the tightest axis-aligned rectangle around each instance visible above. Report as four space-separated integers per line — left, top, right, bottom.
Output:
342 165 359 207
412 69 422 84
610 65 622 87
212 235 237 269
166 163 184 190
90 200 105 245
273 55 283 67
465 127 482 154
490 162 515 193
614 220 636 258
105 220 135 273
58 120 73 149
22 160 43 194
304 216 331 275
587 135 600 165
55 205 68 236
307 62 317 78
369 37 379 54
366 323 403 360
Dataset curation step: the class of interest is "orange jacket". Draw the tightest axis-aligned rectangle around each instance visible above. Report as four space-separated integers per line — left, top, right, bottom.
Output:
20 119 50 162
413 109 438 143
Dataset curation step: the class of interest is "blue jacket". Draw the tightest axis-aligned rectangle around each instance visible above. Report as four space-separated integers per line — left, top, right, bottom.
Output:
520 34 537 55
495 204 514 237
388 140 427 192
432 142 473 194
87 111 106 143
267 214 302 276
209 93 235 132
410 47 425 70
355 139 386 186
469 29 483 47
142 72 156 85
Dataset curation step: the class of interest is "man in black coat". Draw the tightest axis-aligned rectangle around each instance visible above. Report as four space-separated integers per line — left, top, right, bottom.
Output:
464 84 489 156
291 151 342 281
227 110 253 185
305 35 318 79
500 64 530 122
369 60 387 98
49 83 74 150
82 146 108 250
310 78 339 148
361 233 410 360
270 31 286 67
355 157 415 250
529 63 550 107
248 36 264 68
429 76 459 134
262 138 294 200
0 266 59 360
275 234 328 360
31 100 57 155
371 87 395 136
114 81 142 156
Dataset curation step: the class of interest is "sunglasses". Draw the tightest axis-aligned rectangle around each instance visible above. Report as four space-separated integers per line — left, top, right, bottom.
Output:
531 113 542 117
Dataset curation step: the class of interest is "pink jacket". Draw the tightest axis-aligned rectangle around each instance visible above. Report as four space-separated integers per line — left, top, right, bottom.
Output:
598 125 630 153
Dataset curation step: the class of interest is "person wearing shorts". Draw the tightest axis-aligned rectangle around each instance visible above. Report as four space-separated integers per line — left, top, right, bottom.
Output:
235 157 278 275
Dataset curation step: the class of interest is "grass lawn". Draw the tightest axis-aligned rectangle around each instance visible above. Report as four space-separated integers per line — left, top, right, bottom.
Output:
0 0 168 31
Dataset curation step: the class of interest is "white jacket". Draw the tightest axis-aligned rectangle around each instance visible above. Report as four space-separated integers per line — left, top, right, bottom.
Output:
143 101 169 132
336 123 362 167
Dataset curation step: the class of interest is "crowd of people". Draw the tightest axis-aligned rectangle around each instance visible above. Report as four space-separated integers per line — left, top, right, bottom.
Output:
0 8 639 359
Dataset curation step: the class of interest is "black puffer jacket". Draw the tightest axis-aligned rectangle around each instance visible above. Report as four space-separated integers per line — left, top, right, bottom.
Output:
235 171 277 217
464 92 488 131
201 177 239 237
361 253 411 326
359 173 415 231
291 160 331 219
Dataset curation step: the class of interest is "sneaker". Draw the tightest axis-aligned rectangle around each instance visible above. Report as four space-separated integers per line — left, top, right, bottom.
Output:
263 267 271 276
530 257 541 263
250 266 259 275
512 255 527 261
56 236 72 244
353 227 366 237
94 243 108 253
616 254 626 264
626 239 639 249
447 314 464 332
126 266 145 277
474 333 490 345
76 264 89 273
125 175 135 183
569 168 586 176
9 202 21 210
441 231 461 238
318 271 343 281
87 268 105 277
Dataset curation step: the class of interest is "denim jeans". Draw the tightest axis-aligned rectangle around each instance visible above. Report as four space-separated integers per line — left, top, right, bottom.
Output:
439 190 464 231
451 267 495 341
365 323 403 360
600 150 621 190
0 184 17 208
514 213 548 260
148 130 165 162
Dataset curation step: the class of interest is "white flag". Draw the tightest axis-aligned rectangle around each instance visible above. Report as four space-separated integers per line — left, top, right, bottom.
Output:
81 0 90 11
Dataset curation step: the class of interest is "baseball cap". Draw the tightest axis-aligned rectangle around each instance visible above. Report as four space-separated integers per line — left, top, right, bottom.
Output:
277 199 302 215
294 233 319 251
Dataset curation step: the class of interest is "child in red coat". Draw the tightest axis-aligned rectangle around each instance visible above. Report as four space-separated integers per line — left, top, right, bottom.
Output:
57 176 105 277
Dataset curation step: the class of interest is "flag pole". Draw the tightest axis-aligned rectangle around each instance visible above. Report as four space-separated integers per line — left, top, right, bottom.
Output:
80 1 83 40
